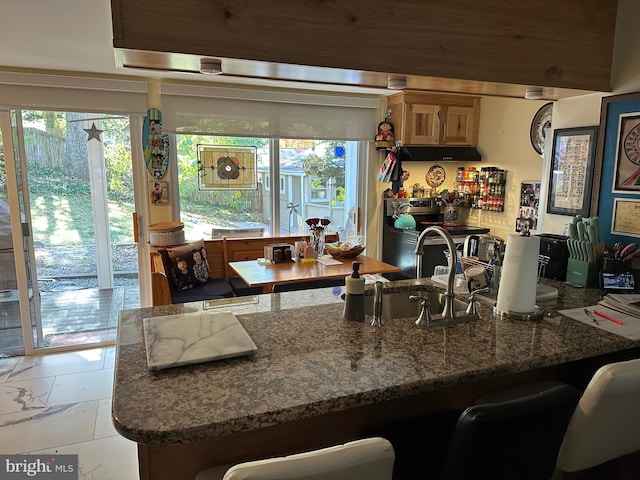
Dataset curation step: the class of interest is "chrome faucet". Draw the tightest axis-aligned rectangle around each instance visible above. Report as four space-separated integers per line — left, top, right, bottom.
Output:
414 225 458 320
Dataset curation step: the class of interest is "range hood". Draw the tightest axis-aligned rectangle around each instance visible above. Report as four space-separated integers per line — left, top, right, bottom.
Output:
403 146 481 162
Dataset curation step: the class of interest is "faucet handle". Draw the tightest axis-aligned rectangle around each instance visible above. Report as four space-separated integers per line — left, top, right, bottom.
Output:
409 293 427 303
465 287 490 316
409 293 432 326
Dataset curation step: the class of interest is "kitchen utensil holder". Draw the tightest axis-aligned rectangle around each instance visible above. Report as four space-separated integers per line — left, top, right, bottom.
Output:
566 258 599 287
565 241 604 287
443 205 460 224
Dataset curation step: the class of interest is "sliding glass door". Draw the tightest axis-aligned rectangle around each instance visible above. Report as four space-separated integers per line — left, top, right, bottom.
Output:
0 109 141 354
0 110 38 355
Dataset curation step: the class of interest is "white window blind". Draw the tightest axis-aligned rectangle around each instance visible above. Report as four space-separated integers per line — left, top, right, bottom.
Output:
160 84 380 140
0 73 148 115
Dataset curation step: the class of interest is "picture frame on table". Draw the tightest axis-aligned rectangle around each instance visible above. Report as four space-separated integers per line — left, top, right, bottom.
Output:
546 126 598 216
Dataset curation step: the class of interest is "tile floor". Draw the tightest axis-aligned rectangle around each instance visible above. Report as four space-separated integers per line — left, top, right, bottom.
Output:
0 346 139 479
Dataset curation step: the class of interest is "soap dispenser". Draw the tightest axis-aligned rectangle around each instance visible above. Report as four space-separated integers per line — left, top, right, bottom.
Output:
343 261 365 322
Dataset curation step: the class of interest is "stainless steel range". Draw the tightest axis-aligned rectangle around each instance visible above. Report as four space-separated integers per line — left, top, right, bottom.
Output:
381 198 490 279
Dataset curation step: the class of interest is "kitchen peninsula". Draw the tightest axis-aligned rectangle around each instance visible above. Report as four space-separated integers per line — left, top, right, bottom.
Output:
112 280 640 480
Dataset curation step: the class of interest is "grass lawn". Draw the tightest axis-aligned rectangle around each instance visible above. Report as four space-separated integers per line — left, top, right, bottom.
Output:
27 164 267 247
28 164 135 246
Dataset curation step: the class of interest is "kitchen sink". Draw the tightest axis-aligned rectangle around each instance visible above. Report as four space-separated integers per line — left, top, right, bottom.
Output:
363 289 475 324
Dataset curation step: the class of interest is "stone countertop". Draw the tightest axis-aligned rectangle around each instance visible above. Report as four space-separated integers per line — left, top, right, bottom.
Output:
112 279 638 446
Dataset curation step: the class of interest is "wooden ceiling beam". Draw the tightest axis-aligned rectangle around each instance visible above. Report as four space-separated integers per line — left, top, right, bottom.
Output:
111 0 617 93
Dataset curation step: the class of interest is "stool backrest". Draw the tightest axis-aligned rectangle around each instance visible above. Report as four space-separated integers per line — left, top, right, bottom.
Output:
222 437 394 480
556 357 640 472
438 383 581 480
196 437 394 480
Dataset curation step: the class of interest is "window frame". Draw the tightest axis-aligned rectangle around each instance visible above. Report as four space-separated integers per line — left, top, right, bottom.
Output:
173 135 362 238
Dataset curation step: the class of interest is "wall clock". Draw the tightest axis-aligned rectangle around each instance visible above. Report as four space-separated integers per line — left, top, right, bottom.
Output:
530 102 553 156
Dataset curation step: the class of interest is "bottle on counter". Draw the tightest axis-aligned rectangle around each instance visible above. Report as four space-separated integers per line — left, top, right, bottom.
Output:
343 261 365 322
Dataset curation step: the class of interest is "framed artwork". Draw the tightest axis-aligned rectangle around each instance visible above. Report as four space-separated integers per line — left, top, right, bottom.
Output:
197 145 258 190
546 126 598 216
591 91 640 245
611 113 640 192
150 181 169 205
611 198 640 238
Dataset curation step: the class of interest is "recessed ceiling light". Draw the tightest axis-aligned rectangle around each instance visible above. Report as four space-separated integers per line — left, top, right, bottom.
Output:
200 58 223 75
525 86 544 100
387 77 407 90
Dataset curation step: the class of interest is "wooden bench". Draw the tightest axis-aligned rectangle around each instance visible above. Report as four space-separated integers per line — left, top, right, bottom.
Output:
151 233 339 306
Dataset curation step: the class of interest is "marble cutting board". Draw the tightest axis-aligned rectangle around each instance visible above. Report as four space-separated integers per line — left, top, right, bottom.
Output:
143 311 257 370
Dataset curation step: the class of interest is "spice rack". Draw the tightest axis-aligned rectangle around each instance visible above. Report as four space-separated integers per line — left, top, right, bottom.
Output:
454 166 507 212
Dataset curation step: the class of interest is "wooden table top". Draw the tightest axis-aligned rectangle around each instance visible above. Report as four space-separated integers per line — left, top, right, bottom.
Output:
229 255 400 290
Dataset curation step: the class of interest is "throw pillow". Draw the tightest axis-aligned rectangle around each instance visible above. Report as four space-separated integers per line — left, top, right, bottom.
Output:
160 240 210 291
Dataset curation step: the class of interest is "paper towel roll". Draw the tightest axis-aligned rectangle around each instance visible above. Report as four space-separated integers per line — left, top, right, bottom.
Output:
496 234 540 314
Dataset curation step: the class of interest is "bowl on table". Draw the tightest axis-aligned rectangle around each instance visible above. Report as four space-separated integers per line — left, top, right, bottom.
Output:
325 242 366 259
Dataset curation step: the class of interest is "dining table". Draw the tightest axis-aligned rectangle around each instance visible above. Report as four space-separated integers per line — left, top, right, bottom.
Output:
228 255 401 293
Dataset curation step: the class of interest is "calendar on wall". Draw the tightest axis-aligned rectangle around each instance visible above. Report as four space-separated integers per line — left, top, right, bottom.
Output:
197 145 258 190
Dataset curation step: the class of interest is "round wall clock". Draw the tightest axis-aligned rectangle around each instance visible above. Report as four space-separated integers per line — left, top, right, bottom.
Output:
426 165 446 187
530 102 553 156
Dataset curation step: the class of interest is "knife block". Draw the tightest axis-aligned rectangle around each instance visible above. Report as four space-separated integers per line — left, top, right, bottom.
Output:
566 242 604 287
566 259 598 287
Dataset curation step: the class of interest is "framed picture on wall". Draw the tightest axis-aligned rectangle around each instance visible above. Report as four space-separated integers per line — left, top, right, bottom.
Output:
150 181 169 205
547 126 598 216
591 91 640 221
611 198 640 238
590 92 640 246
612 113 640 192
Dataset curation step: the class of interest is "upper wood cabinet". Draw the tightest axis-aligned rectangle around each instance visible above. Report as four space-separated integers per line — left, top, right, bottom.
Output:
387 92 481 147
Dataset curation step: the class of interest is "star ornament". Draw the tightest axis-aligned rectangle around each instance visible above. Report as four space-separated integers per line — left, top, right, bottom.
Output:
84 122 104 142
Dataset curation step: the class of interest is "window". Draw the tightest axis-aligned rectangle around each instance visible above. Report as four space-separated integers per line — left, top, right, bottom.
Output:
309 177 327 201
161 83 377 241
175 136 358 239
